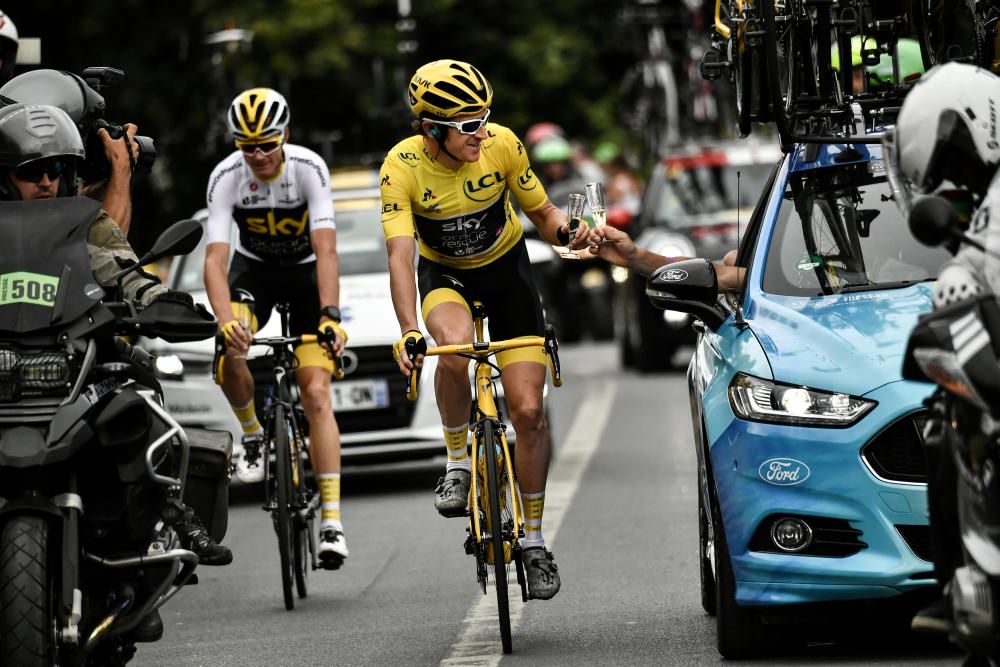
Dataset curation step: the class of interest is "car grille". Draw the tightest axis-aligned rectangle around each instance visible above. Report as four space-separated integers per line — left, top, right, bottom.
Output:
337 345 415 435
896 524 932 562
861 413 927 484
247 345 416 436
748 514 867 557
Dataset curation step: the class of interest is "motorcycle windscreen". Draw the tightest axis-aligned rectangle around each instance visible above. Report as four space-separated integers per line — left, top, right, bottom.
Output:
0 198 104 333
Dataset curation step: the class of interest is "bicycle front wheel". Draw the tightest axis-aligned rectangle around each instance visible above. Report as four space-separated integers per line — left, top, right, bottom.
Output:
481 418 512 654
274 403 296 610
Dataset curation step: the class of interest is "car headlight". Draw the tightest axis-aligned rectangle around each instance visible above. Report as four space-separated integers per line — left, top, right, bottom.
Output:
154 354 185 379
728 373 876 427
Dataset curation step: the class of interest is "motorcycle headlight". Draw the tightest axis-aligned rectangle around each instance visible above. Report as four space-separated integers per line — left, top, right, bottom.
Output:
729 373 876 427
154 354 185 379
0 347 72 400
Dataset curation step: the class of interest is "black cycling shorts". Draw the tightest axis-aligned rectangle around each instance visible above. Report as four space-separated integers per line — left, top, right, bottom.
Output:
417 237 545 343
228 252 319 335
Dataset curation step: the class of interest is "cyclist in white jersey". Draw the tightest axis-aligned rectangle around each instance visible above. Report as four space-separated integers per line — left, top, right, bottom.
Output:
203 87 350 568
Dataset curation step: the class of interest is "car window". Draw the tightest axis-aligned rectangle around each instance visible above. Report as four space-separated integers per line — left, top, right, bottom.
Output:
172 198 387 293
762 164 951 296
650 163 774 228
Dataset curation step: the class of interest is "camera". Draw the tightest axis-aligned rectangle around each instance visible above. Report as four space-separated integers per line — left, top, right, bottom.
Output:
0 66 156 182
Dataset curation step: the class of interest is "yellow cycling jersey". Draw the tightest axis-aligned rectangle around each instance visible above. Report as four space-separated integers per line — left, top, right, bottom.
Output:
379 124 548 269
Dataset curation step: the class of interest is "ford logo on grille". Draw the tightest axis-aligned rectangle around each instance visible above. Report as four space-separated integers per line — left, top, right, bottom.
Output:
759 458 810 486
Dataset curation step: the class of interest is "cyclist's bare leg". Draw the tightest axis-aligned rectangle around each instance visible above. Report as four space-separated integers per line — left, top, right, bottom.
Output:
498 361 550 495
425 302 474 425
295 364 340 476
297 362 348 564
220 350 254 409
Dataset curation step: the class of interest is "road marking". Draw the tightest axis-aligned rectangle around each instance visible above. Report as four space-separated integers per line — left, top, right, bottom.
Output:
439 380 619 666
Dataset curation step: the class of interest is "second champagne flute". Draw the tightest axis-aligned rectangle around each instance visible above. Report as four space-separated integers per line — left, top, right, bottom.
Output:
585 182 607 228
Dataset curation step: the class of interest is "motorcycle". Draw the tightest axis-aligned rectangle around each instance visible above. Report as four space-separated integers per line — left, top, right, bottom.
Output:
902 194 1000 664
0 197 223 666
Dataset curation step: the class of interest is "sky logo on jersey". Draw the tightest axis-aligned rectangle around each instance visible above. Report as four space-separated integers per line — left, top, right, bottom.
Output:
245 210 309 237
464 171 503 202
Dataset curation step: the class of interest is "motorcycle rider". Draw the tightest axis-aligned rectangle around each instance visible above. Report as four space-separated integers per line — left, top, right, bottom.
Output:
885 61 1000 633
0 102 233 569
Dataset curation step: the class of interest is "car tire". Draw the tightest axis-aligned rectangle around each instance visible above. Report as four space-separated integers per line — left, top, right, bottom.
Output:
614 285 635 369
713 493 766 659
698 485 717 617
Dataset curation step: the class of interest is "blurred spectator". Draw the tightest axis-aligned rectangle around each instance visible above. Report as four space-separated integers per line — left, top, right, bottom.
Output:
525 122 564 150
569 139 605 184
531 136 577 188
595 141 642 229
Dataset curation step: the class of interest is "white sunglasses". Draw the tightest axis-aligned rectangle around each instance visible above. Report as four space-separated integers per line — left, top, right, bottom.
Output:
431 109 491 135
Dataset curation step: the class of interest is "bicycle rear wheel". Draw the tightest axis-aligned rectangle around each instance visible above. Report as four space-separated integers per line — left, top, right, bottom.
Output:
274 403 296 610
292 418 313 599
481 419 513 654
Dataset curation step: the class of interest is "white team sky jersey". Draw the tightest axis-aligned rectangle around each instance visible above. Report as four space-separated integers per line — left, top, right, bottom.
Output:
205 143 335 265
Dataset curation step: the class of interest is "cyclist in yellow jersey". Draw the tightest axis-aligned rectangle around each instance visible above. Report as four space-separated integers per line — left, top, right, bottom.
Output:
381 60 596 601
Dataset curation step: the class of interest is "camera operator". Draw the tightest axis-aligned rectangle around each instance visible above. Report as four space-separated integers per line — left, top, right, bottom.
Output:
78 121 140 235
0 67 153 235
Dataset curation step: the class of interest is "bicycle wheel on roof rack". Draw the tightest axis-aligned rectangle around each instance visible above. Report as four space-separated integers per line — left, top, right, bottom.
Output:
761 0 795 149
732 39 754 137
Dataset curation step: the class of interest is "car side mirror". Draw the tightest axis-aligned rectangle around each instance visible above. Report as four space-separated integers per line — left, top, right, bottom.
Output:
645 258 729 331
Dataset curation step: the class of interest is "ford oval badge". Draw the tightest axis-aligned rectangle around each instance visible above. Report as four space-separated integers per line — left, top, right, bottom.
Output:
662 269 688 281
758 458 811 486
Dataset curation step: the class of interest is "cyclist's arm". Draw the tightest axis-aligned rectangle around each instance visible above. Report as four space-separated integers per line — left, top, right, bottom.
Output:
312 228 340 320
524 200 593 249
204 243 234 325
386 235 420 334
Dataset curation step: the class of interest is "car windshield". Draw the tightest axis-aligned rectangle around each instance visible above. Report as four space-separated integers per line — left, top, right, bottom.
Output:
762 163 951 296
650 163 774 228
173 197 387 293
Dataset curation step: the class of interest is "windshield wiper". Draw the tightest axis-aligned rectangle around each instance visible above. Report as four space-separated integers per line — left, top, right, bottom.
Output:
837 278 935 293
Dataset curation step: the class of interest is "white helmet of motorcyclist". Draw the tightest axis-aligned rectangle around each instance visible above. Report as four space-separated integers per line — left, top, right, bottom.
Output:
934 263 984 309
885 62 1000 214
0 11 17 84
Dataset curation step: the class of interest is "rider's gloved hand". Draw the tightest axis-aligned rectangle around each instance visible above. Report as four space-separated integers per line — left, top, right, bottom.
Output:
318 320 348 358
392 330 426 374
220 319 251 354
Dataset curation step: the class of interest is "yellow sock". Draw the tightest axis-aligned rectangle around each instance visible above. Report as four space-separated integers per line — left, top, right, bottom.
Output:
232 399 262 436
318 473 342 529
444 423 470 472
522 492 545 549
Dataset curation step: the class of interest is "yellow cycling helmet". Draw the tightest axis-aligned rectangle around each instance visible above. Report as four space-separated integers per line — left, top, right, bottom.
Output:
408 60 492 119
227 87 290 142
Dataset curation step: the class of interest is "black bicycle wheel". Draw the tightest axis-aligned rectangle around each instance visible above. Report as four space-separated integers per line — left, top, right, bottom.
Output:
292 424 311 599
732 40 753 138
761 0 791 148
481 419 512 654
274 403 295 610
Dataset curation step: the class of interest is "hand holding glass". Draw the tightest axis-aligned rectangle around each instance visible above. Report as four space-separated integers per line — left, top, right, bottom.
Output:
554 194 586 260
585 182 606 228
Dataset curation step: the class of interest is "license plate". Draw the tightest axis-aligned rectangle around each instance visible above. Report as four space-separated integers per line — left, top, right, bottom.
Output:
331 378 390 412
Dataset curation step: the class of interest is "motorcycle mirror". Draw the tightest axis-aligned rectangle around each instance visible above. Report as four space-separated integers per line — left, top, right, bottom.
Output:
141 219 203 264
908 195 960 247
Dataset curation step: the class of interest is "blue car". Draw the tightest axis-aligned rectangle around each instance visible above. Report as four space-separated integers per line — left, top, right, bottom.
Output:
649 142 953 657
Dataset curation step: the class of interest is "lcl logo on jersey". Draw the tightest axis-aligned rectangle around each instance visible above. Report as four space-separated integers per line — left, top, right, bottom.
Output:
464 171 503 202
518 167 537 191
246 210 309 237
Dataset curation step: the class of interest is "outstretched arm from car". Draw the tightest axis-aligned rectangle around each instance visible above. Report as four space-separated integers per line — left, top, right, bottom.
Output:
590 225 745 291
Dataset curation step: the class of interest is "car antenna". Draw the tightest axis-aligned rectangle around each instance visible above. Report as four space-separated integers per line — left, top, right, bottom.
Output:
732 169 748 330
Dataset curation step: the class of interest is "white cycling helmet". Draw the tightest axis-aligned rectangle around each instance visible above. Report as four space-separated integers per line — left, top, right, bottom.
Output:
226 87 290 143
0 11 19 83
886 62 1000 213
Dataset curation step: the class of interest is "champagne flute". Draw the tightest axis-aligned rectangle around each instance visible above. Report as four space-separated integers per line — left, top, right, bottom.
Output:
553 193 586 260
585 182 607 229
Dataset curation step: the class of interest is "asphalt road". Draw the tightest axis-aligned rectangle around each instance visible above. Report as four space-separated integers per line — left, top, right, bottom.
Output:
141 342 963 667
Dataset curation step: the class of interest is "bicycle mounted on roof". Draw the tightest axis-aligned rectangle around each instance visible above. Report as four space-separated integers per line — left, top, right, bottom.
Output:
702 0 941 152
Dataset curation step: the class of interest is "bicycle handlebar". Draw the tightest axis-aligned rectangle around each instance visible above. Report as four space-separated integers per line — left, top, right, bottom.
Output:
403 325 563 402
212 332 346 382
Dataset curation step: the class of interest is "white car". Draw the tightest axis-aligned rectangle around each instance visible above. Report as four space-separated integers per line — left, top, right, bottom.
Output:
149 169 551 463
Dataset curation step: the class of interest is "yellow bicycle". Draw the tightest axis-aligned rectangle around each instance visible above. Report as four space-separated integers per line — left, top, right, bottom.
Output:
403 302 562 654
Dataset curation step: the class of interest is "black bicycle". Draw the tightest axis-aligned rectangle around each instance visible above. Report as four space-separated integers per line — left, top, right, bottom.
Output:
214 302 343 610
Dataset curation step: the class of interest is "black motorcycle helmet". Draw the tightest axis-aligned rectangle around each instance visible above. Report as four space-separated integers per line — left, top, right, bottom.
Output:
0 103 85 200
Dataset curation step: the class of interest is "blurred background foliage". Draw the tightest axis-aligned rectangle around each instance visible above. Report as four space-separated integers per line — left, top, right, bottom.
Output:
12 0 635 252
